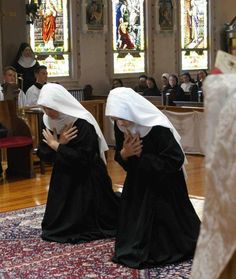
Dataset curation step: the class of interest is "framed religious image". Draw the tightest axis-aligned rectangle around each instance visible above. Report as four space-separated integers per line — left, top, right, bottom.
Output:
82 0 107 32
158 0 174 31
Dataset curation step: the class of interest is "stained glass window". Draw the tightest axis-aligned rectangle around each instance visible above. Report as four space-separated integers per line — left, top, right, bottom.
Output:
180 0 208 70
29 0 69 77
112 0 145 74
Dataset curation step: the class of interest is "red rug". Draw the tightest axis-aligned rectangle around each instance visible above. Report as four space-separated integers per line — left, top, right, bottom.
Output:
0 205 197 278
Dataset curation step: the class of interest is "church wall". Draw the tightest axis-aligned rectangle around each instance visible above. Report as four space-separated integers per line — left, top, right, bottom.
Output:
0 0 26 68
79 33 110 95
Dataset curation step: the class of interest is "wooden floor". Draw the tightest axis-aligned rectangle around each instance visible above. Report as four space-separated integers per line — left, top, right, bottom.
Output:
0 150 205 213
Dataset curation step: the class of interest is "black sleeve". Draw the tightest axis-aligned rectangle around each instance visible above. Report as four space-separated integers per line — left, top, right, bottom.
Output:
139 126 185 173
36 141 57 163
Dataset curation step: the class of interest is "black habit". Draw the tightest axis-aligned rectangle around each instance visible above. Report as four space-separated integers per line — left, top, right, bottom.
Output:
113 123 201 268
13 61 39 93
37 118 119 243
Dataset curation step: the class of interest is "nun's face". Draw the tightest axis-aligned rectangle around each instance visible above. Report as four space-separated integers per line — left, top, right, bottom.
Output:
112 117 133 128
162 76 168 86
22 47 33 58
181 74 190 83
43 107 60 119
169 76 177 87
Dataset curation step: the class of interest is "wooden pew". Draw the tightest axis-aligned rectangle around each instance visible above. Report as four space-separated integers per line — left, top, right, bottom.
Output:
0 100 34 178
81 99 106 133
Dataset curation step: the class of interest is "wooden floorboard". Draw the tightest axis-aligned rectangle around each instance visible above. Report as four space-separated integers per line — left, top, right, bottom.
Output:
0 150 205 213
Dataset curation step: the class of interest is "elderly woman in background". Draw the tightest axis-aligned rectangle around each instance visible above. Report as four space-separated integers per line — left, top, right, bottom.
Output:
143 77 161 96
163 74 185 105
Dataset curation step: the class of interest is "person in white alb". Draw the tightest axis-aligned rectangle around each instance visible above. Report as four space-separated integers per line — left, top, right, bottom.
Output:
26 65 48 106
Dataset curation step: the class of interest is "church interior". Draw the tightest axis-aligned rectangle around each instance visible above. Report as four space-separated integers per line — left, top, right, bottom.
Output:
0 0 235 278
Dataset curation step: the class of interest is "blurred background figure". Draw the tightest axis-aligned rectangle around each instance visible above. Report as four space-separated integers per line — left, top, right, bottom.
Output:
196 69 208 91
111 78 124 89
83 84 93 100
0 66 26 108
12 42 40 93
160 73 170 93
163 74 185 106
26 65 48 106
134 74 148 94
180 72 196 92
180 72 198 101
196 69 208 102
143 77 161 96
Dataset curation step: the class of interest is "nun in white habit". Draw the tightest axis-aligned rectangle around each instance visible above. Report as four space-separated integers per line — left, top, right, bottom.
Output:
37 83 119 243
105 87 200 269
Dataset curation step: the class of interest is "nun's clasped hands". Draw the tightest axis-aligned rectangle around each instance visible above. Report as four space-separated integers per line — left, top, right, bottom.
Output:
120 130 143 160
42 124 78 151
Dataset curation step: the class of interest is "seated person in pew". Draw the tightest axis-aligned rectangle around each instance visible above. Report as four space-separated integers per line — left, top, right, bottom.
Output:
83 84 93 100
195 69 208 102
111 78 123 89
25 65 48 106
196 69 208 91
163 74 185 105
0 66 26 108
180 72 198 101
105 87 200 269
37 83 120 243
143 76 161 96
160 72 170 94
134 74 148 94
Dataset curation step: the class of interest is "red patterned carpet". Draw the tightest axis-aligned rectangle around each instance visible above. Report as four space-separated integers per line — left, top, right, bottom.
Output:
0 200 204 278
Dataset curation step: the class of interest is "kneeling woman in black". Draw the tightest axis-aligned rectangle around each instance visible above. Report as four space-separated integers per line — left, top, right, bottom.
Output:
37 83 119 243
105 87 200 269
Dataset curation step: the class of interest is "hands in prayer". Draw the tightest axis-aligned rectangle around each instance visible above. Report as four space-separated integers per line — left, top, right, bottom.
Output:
120 129 143 160
42 124 78 151
59 125 78 145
